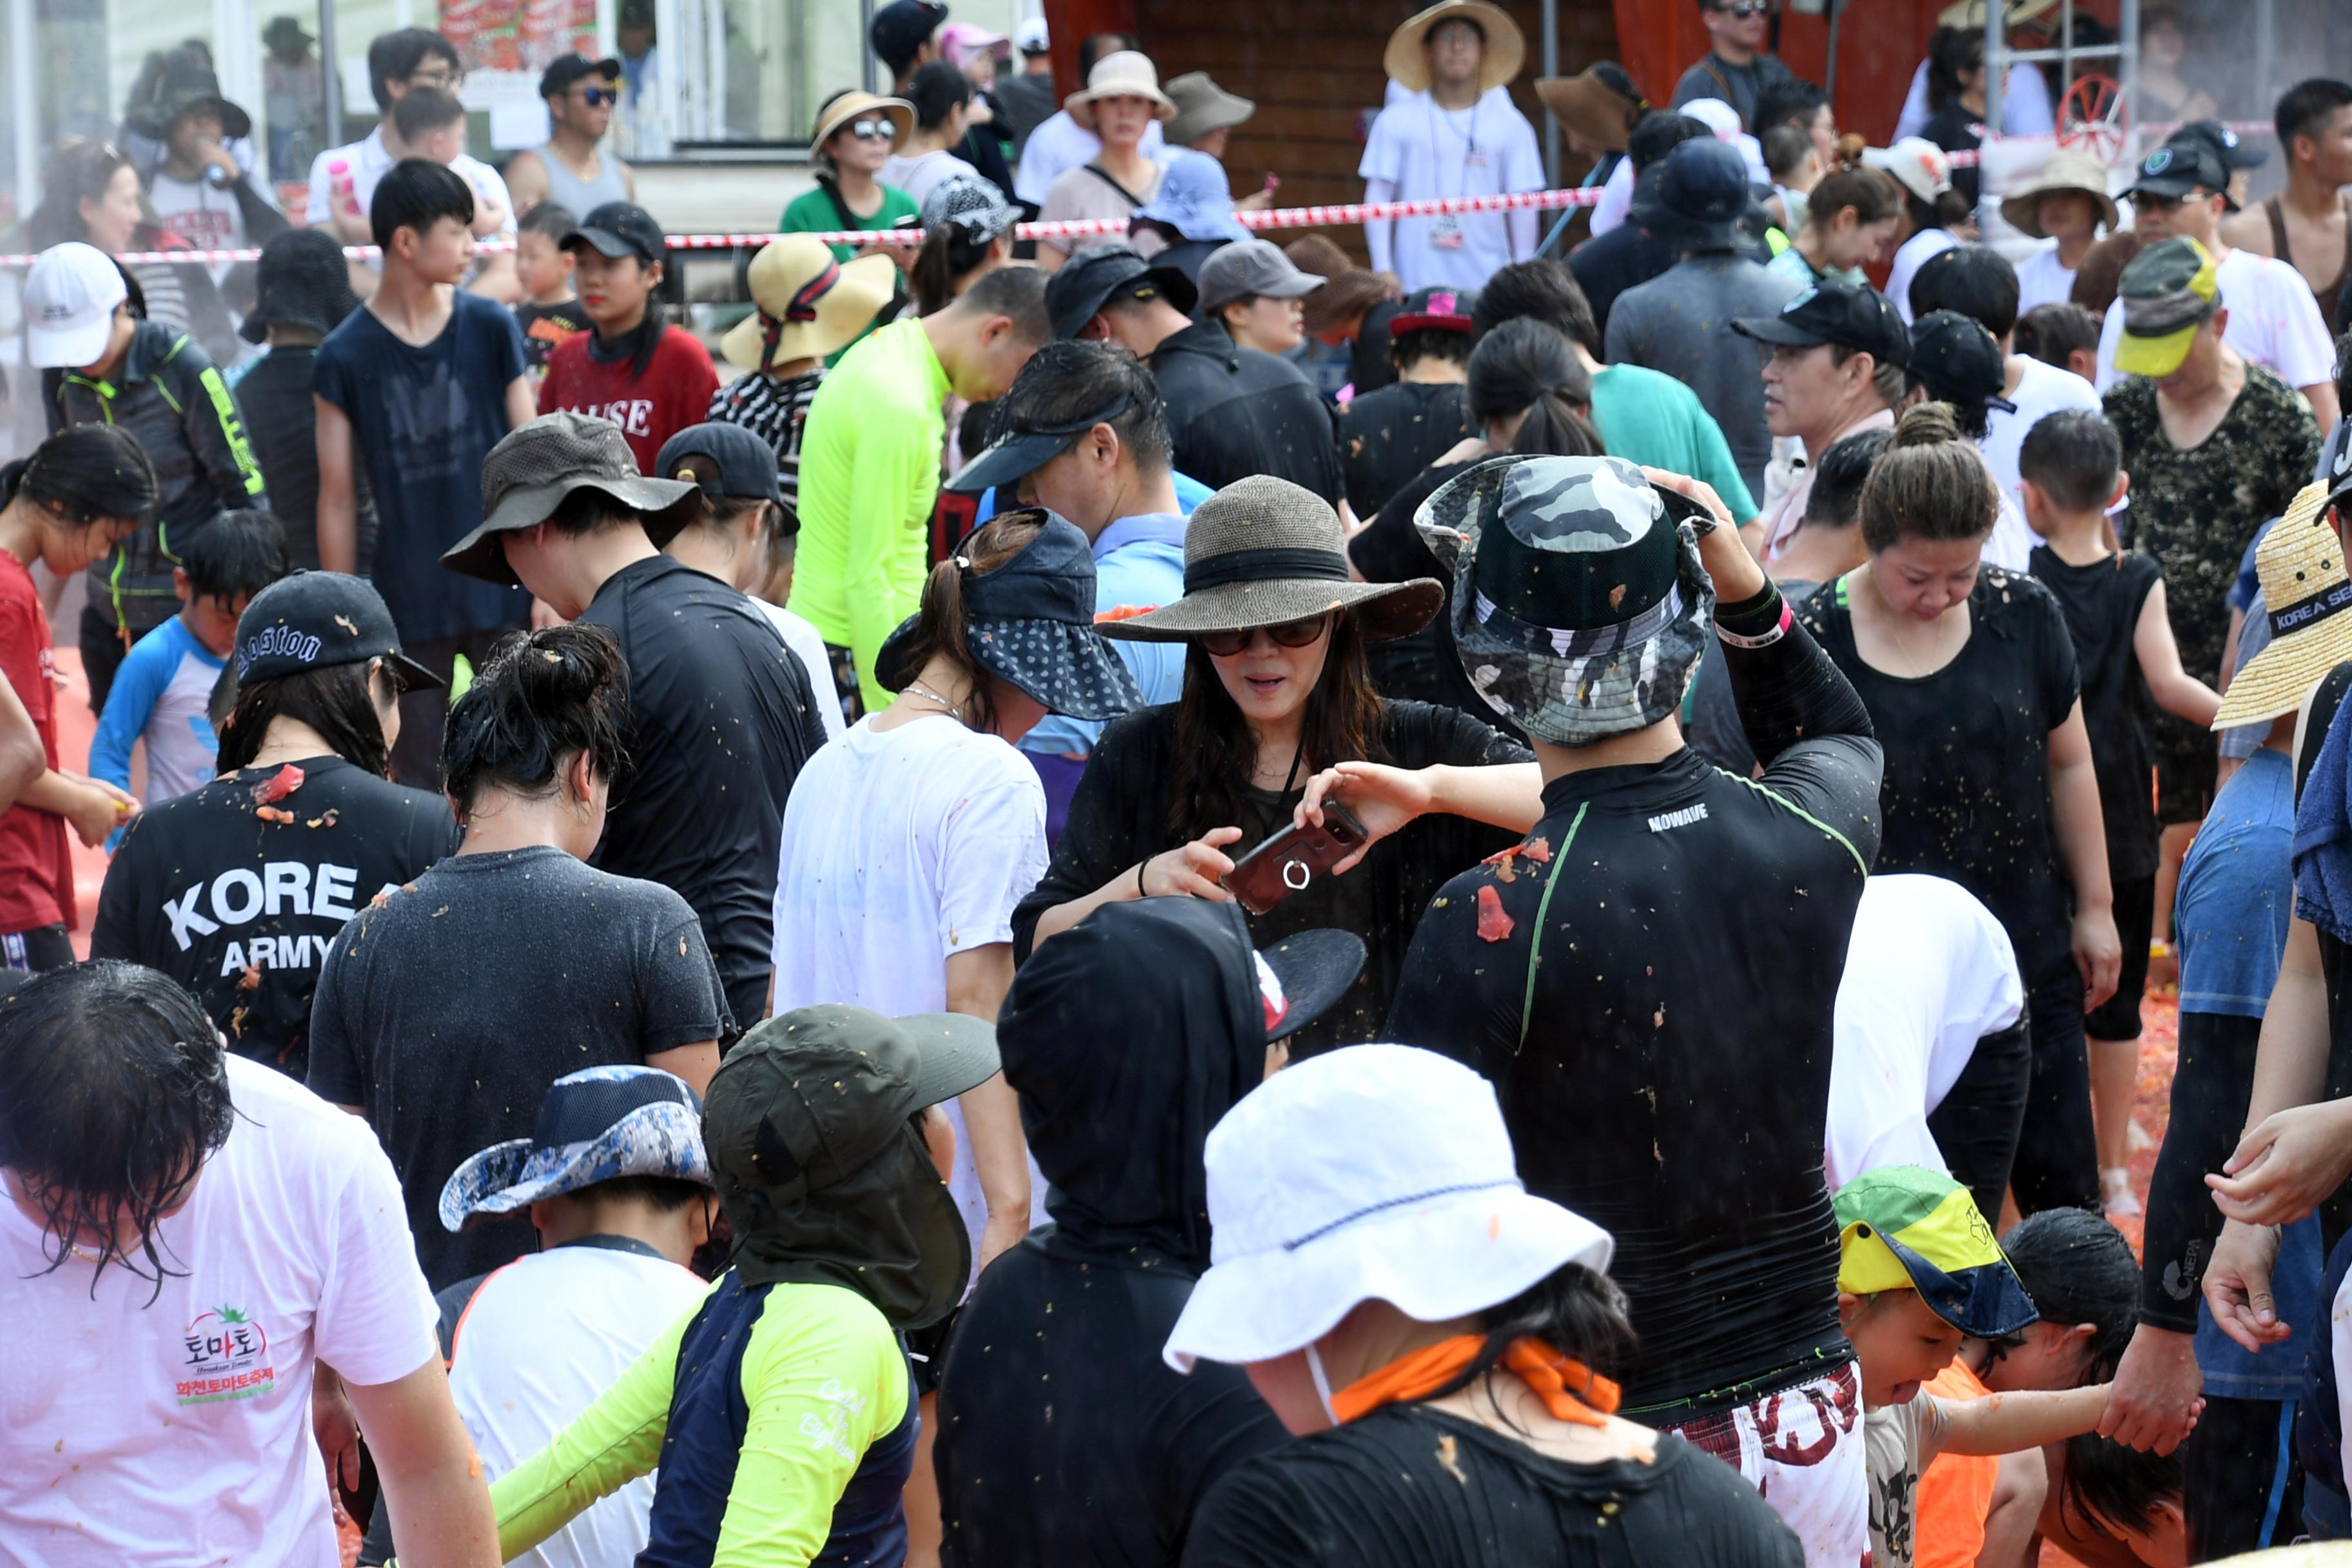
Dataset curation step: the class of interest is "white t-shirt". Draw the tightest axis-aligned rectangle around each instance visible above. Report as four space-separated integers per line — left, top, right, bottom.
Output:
769 712 1052 1274
1865 1392 1957 1568
304 128 518 273
0 1055 437 1567
1588 152 1636 239
447 1244 711 1568
1980 485 2037 574
1013 109 1166 207
1982 355 2104 520
752 599 846 742
2012 244 2079 317
1358 88 1544 292
1827 874 2023 1190
147 171 251 280
882 148 981 207
1886 228 1960 325
2095 245 2337 393
2333 1261 2352 1500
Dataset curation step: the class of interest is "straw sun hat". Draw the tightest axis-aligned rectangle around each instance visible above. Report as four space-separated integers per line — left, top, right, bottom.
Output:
1999 147 2120 239
1064 52 1177 131
1386 0 1525 95
721 235 897 374
811 90 914 153
1096 476 1441 645
2210 482 2352 730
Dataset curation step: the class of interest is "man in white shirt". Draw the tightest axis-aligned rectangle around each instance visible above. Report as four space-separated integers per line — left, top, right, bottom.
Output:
0 961 496 1566
2094 133 2340 434
357 1065 718 1568
1360 0 1542 291
1014 31 1167 207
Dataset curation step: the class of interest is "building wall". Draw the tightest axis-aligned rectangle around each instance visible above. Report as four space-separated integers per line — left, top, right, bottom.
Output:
1133 0 1620 263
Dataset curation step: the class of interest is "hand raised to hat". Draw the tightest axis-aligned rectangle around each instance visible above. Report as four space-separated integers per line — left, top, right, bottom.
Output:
1643 466 1769 610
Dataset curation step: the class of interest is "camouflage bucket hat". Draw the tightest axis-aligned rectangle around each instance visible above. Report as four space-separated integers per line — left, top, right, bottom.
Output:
1415 455 1714 746
437 1064 710 1231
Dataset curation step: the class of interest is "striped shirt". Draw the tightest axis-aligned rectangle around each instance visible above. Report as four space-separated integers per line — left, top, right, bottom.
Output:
707 368 825 526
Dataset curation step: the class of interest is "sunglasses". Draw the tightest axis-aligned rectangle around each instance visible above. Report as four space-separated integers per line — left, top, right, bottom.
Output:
1710 1 1768 15
1199 614 1331 658
575 86 615 107
847 118 896 142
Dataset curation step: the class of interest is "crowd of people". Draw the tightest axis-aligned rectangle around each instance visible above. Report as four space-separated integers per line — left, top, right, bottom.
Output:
6 5 2352 1567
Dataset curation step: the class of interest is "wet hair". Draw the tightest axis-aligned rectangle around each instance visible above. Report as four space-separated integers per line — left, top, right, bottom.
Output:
2277 78 2352 159
2018 409 2122 513
906 61 970 134
995 340 1171 475
18 138 144 250
1470 259 1602 358
1803 426 1892 529
1926 26 1984 113
1626 110 1710 175
1389 324 1473 373
1803 150 1902 235
368 26 460 112
180 508 288 610
519 201 578 243
370 156 475 251
442 622 631 812
0 424 159 527
1756 78 1829 137
565 1172 709 1213
1762 124 1814 185
952 261 1053 345
0 961 234 1300
392 83 466 145
1418 1263 1640 1428
2000 1209 2179 1538
542 484 669 538
1908 244 2021 340
1860 402 1998 551
912 222 1001 316
1470 318 1603 458
213 658 395 776
2014 301 2102 371
887 510 1048 736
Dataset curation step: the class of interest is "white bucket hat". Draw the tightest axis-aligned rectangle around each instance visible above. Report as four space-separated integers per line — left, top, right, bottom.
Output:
1163 1043 1614 1372
1065 50 1177 130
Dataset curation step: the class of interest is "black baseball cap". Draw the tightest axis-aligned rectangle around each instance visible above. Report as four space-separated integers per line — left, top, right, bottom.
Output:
655 421 785 507
2126 135 2230 204
946 383 1139 495
1731 281 1912 368
1906 311 2017 414
2179 117 2268 170
233 572 443 691
540 54 622 101
1044 244 1199 341
563 201 664 266
870 0 948 70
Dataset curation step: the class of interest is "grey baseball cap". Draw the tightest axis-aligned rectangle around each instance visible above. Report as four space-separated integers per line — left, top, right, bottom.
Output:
1196 239 1325 315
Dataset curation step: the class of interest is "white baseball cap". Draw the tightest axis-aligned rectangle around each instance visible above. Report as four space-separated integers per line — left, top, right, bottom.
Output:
1162 1043 1614 1372
24 242 130 369
1014 16 1048 54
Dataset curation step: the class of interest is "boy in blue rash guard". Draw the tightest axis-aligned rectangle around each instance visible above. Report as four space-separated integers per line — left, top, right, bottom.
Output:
459 1005 1001 1568
90 507 289 817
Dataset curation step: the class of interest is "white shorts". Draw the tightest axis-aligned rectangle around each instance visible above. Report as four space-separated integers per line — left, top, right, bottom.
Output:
1663 1360 1869 1568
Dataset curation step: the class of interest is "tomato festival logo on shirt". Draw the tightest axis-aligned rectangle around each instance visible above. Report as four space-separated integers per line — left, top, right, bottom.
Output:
176 1304 277 1404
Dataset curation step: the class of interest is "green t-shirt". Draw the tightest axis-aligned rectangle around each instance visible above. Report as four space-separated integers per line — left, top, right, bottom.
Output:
779 181 919 263
1589 362 1761 524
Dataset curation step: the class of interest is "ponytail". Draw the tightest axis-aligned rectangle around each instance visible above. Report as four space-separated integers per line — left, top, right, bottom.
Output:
911 222 996 316
1469 318 1604 458
1859 402 1999 552
441 623 631 813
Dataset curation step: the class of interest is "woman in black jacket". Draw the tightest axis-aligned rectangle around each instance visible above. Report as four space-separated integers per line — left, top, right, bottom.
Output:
1012 474 1538 1055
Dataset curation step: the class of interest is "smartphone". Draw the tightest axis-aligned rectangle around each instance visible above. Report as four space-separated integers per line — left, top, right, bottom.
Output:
1222 805 1366 916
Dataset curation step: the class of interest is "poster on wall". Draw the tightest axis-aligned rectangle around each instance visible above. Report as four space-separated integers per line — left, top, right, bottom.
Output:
441 0 596 101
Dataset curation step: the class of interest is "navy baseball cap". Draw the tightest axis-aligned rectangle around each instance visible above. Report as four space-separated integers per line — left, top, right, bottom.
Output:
946 382 1138 496
656 421 785 507
870 0 948 70
564 201 665 266
233 571 443 690
1732 281 1912 369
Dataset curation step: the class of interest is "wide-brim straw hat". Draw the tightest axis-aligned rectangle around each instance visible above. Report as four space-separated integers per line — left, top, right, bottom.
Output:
2211 482 2352 729
1097 475 1442 644
1164 71 1256 148
1066 51 1177 132
1534 62 1647 155
1937 0 2061 26
1999 147 2120 239
723 235 898 373
1386 0 1525 95
812 91 914 153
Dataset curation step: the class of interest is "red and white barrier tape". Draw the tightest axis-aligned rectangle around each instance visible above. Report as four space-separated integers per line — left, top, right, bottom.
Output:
0 186 1605 270
1943 117 2275 167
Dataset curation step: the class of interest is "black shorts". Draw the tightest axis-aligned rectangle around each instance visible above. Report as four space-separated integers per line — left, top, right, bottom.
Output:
2084 872 2156 1041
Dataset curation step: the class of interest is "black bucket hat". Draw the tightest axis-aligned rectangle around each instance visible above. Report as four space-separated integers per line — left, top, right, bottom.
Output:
874 508 1145 720
240 229 362 344
442 412 705 587
151 58 251 141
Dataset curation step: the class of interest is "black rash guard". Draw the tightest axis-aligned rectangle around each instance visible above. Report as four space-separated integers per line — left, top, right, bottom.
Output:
1387 593 1883 1416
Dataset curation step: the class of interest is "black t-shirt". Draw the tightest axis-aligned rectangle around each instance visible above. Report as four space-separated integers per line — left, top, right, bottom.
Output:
1338 380 1472 520
1182 1407 1804 1568
1349 300 1402 397
1387 615 1881 1412
514 298 592 375
1918 104 1984 208
581 555 822 1030
91 758 457 1079
235 347 378 573
1806 567 2083 987
1349 460 1519 733
2031 547 2162 881
306 845 732 1287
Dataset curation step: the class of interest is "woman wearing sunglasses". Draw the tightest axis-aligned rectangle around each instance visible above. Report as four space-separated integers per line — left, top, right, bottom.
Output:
779 90 921 265
1014 475 1540 1058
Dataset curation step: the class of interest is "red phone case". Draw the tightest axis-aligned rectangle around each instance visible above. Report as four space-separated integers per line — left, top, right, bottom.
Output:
1222 805 1367 916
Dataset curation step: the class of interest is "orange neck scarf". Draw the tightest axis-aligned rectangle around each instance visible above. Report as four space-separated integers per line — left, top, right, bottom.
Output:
1329 1334 1623 1427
